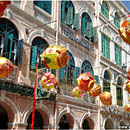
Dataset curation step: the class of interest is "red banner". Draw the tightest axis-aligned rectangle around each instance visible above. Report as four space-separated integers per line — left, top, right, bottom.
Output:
0 1 11 17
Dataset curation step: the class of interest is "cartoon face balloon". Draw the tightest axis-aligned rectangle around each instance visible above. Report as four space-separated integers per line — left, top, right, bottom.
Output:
40 45 69 69
72 86 85 98
124 104 130 113
40 72 58 90
76 73 95 91
125 80 130 94
0 57 13 78
100 92 112 106
0 1 11 17
88 84 101 96
119 15 130 44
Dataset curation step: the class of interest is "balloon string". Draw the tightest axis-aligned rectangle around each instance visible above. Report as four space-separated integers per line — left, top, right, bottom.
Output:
31 58 38 130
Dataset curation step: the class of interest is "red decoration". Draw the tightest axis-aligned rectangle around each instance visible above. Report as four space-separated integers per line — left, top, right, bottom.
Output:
0 1 11 17
119 15 130 44
125 80 130 94
88 84 101 96
124 104 130 113
100 92 112 106
76 72 95 91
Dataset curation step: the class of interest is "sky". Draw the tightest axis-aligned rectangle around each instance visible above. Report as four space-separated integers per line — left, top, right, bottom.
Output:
121 1 130 11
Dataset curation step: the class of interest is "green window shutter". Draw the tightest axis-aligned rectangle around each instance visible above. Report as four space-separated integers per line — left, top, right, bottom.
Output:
3 33 9 57
61 1 65 22
73 67 80 85
8 34 14 60
17 39 24 64
94 75 99 84
66 7 73 25
73 13 80 30
119 48 122 66
106 37 110 59
115 44 118 65
85 22 91 38
46 1 52 15
81 17 86 34
34 1 44 10
59 68 65 80
31 46 37 69
101 34 104 54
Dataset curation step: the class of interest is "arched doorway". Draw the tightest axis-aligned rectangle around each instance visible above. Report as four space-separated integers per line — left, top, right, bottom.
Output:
82 119 90 129
59 114 74 129
26 110 43 129
82 117 94 129
0 105 8 129
105 118 114 129
120 121 126 130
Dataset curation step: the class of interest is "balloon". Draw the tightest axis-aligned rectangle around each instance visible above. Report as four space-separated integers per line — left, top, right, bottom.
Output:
76 73 95 91
88 84 101 96
40 72 58 90
125 80 130 94
128 96 130 103
0 57 13 78
0 1 11 17
127 67 130 80
119 15 130 44
124 104 130 113
40 45 69 69
72 86 85 98
100 92 112 106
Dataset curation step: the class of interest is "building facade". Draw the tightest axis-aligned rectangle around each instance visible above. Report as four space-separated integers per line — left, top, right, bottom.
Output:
0 0 129 130
96 0 130 129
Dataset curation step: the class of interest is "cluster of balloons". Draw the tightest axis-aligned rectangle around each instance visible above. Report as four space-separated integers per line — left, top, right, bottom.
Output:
72 72 112 106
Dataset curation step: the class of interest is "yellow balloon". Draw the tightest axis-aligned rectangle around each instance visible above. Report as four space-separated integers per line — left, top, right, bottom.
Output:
0 57 13 78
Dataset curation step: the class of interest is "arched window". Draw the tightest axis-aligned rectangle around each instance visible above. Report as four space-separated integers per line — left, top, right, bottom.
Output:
116 77 123 106
101 1 109 19
34 0 52 15
81 13 93 41
30 37 48 70
81 60 94 75
105 118 114 129
0 18 23 65
103 70 110 92
61 1 75 27
114 12 120 28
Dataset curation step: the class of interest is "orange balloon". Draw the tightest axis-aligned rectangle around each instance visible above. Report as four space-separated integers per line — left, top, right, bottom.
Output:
125 80 130 94
100 92 112 106
119 15 130 44
0 57 13 78
128 96 130 103
124 104 130 113
88 84 101 96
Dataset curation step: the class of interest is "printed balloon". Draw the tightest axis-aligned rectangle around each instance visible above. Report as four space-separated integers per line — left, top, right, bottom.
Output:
124 104 130 113
100 92 112 106
0 57 13 78
76 73 95 91
128 96 130 103
88 84 101 96
40 45 69 69
119 15 130 44
125 80 130 94
72 86 85 98
40 72 58 90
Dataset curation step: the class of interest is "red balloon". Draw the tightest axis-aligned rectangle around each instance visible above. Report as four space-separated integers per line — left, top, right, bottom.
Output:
125 80 130 94
127 67 130 80
0 1 11 17
76 72 95 91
